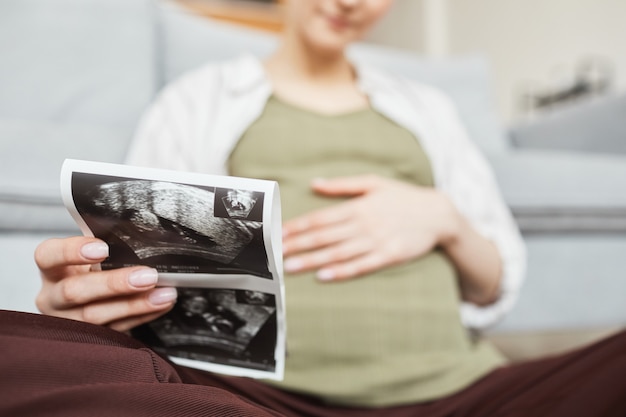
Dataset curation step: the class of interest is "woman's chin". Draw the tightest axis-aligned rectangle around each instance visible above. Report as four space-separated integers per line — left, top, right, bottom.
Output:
306 36 353 58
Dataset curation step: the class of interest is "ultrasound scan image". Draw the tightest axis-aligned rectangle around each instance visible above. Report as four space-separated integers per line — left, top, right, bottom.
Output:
71 174 270 278
134 288 278 371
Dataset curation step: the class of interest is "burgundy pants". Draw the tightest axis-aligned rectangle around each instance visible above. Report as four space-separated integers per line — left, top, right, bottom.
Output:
1 310 625 417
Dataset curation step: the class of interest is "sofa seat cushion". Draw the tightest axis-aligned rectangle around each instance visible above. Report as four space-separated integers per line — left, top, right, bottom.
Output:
0 119 130 232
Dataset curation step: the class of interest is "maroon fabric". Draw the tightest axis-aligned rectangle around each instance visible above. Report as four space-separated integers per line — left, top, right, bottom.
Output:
0 310 282 417
1 310 625 417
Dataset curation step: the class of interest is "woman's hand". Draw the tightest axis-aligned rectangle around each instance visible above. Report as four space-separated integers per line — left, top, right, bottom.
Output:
282 175 461 281
35 236 177 332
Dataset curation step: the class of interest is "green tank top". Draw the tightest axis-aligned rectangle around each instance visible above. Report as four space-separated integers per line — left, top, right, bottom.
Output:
228 96 505 407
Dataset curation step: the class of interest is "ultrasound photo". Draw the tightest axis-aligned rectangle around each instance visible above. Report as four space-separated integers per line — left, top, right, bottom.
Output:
71 173 271 278
62 160 285 379
133 288 278 372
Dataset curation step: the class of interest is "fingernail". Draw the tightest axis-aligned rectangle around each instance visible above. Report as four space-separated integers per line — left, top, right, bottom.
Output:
80 242 109 260
149 287 178 305
129 268 159 288
284 259 303 273
317 269 335 281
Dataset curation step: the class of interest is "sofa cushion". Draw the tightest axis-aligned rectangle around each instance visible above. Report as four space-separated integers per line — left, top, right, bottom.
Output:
0 0 157 130
0 119 129 232
158 2 277 83
494 234 626 332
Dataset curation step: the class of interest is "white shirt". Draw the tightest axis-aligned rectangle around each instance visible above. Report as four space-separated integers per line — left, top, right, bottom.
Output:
127 54 526 330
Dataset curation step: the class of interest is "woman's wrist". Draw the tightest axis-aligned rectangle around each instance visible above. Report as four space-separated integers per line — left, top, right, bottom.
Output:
433 193 502 306
435 193 464 249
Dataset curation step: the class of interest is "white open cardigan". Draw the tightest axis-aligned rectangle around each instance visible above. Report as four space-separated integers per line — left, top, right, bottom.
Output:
127 54 526 330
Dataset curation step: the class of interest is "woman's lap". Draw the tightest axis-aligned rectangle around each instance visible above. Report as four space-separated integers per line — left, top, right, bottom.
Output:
1 310 624 417
178 328 626 416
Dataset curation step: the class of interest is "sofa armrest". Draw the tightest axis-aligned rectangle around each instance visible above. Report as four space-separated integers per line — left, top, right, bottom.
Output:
509 94 626 155
488 149 626 233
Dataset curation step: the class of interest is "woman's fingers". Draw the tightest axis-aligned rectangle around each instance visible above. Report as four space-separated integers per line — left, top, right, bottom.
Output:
35 236 108 279
309 175 383 196
283 221 356 257
43 267 160 311
284 237 374 276
283 203 352 238
107 309 176 333
49 287 177 328
34 236 179 330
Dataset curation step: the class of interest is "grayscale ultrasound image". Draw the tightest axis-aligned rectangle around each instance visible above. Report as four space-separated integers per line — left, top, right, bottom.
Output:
71 173 271 278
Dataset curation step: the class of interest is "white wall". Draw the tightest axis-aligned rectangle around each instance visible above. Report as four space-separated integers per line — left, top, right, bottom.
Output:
367 0 626 123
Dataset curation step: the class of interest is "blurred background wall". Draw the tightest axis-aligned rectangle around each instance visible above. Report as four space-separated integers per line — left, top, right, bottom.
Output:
367 0 626 123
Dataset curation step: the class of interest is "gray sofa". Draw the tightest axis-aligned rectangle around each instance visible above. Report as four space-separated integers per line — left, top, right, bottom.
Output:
1 0 625 349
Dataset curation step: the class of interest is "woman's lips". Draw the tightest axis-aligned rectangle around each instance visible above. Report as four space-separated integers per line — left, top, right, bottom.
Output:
325 14 352 31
